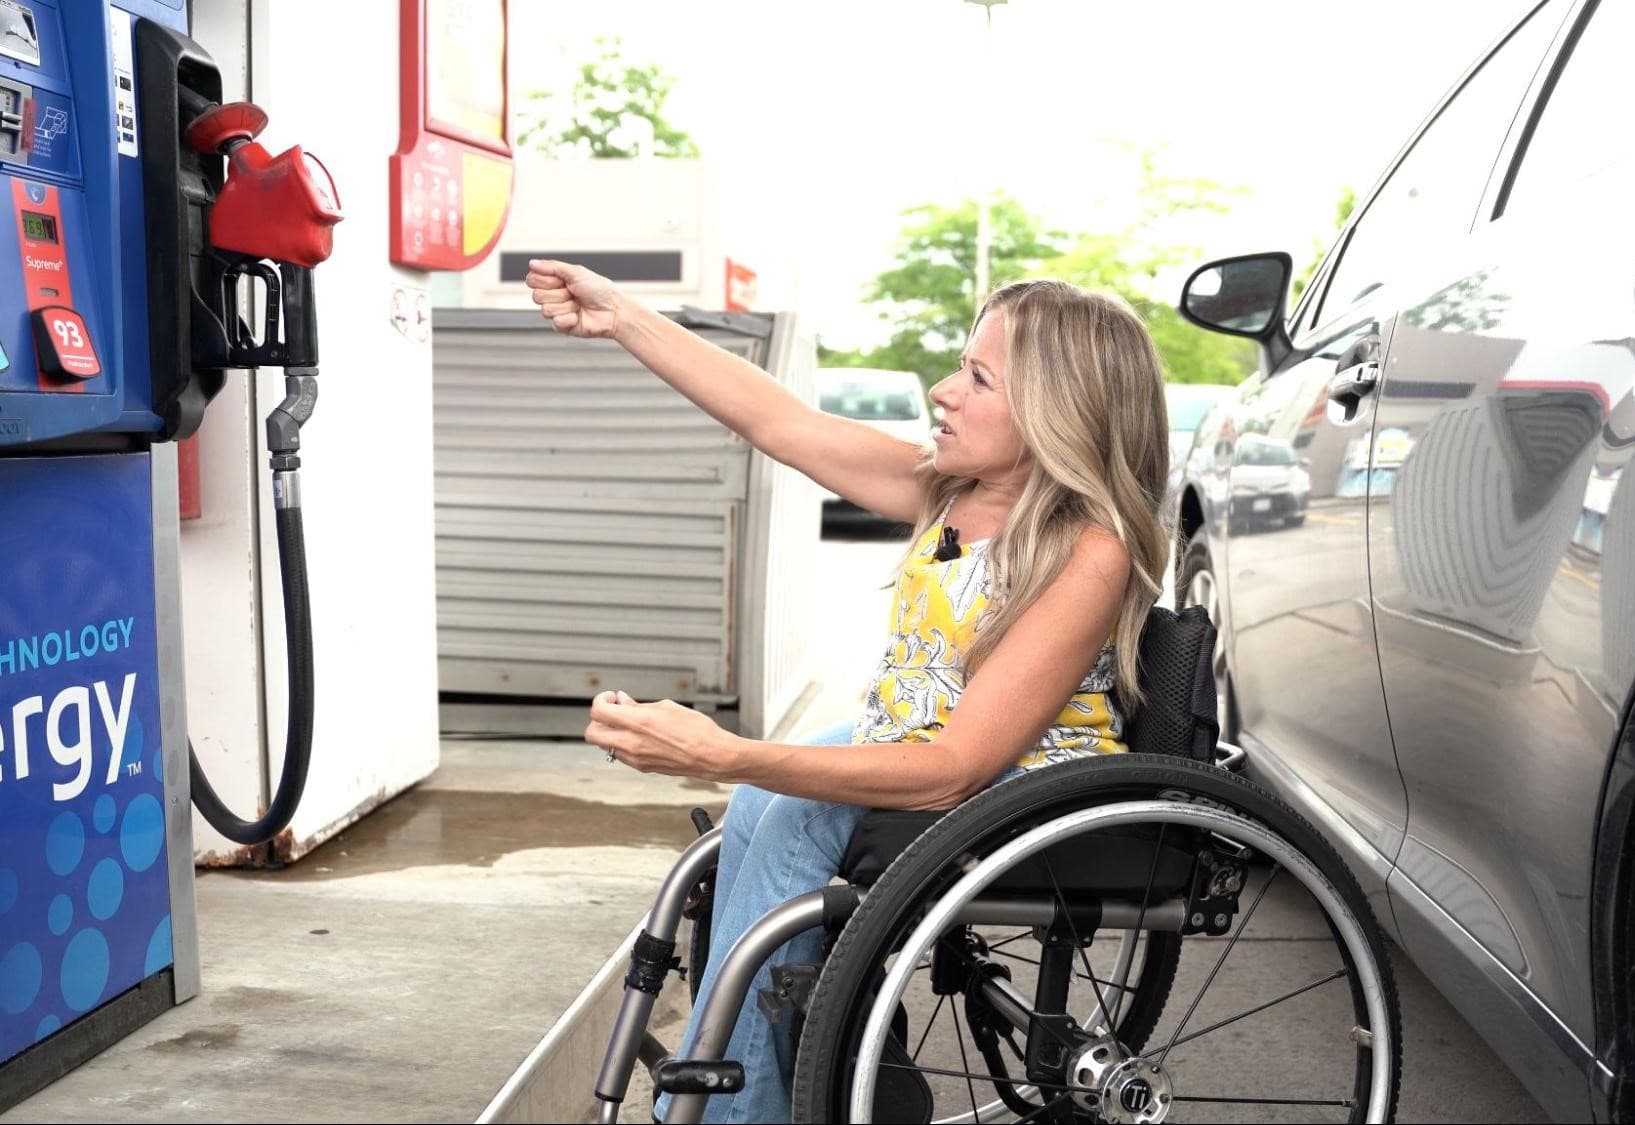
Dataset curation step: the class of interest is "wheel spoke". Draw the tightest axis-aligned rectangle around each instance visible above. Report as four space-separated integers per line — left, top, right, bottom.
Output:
950 992 982 1122
1041 854 1115 1031
985 930 1034 953
1172 1094 1356 1107
912 993 948 1063
1142 967 1348 1058
1156 864 1282 1068
987 948 1136 996
879 1060 1096 1097
989 947 1039 967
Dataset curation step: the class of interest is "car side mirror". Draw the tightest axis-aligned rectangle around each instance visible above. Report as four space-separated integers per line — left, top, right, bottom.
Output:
1179 252 1294 340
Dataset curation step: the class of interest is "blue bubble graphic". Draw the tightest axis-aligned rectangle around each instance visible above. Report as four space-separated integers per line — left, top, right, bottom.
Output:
87 859 124 921
60 929 110 1012
35 1014 61 1041
45 811 86 876
49 894 73 936
0 943 43 1015
120 794 165 872
144 915 173 977
0 868 17 915
93 794 117 834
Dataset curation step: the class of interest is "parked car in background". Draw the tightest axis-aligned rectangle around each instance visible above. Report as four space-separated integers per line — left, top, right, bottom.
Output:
1173 1 1634 1120
1163 382 1235 497
1227 432 1309 530
814 368 930 531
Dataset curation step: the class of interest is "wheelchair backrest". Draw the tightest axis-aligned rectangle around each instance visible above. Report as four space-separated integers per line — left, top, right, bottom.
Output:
1122 603 1219 762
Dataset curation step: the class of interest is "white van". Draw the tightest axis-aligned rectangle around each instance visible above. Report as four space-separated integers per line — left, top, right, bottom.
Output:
814 367 932 527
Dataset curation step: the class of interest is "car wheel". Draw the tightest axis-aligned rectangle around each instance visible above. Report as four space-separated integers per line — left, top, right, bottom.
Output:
1284 513 1307 528
1177 528 1238 740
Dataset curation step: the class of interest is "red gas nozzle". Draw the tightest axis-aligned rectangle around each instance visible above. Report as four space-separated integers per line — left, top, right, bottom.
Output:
186 98 343 269
209 141 343 268
184 101 269 153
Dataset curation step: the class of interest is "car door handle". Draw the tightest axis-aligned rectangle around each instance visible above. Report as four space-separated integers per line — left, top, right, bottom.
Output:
1329 329 1382 407
1328 361 1380 402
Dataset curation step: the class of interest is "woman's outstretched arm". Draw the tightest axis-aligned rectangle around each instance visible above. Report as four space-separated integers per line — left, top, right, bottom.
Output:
527 258 925 523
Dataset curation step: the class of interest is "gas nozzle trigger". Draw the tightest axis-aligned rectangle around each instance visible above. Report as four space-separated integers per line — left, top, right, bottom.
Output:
219 259 286 368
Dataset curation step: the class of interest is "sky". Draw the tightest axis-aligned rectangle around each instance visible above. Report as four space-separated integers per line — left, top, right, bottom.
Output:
507 0 1539 349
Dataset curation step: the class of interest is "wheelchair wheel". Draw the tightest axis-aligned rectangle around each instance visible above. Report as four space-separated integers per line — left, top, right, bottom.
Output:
792 755 1400 1123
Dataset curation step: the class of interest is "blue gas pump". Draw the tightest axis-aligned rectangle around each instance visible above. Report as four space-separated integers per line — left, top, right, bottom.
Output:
0 0 339 1104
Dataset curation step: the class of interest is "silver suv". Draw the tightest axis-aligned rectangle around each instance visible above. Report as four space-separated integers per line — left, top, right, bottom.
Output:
1173 1 1633 1118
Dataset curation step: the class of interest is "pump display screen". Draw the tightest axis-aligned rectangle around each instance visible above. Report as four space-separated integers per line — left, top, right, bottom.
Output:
0 0 39 66
20 210 57 243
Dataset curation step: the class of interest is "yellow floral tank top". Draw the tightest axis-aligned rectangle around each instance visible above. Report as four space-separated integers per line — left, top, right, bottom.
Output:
851 517 1127 769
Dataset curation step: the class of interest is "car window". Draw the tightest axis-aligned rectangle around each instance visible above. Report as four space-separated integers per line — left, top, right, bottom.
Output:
1316 2 1561 323
1234 438 1298 467
1497 0 1632 218
818 384 925 421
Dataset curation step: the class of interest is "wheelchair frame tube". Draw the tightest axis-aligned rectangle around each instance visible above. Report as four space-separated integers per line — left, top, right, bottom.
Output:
664 890 842 1125
595 829 723 1122
954 896 1188 931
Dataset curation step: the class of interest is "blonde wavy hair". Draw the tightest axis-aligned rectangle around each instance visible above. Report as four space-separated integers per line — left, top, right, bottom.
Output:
905 279 1171 713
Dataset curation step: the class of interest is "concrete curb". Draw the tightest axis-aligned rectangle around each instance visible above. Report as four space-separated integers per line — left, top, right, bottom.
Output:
478 922 640 1125
478 919 692 1124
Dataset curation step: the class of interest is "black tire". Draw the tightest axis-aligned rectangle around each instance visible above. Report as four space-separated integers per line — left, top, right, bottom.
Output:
1113 929 1181 1054
791 755 1401 1123
1176 527 1238 742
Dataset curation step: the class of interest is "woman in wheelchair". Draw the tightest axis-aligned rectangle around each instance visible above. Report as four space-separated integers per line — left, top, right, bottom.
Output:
527 262 1400 1124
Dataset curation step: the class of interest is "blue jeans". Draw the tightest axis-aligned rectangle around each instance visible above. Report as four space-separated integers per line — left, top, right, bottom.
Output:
655 722 1024 1122
655 719 861 1124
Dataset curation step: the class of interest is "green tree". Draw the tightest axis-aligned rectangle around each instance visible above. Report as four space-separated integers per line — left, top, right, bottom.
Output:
1040 152 1257 385
517 37 699 158
825 155 1366 390
822 197 1065 389
1291 187 1357 304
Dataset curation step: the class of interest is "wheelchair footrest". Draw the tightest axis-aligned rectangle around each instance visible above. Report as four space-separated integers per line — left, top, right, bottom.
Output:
652 1056 747 1096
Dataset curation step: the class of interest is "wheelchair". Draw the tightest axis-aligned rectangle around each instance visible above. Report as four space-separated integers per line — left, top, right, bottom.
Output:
592 605 1402 1123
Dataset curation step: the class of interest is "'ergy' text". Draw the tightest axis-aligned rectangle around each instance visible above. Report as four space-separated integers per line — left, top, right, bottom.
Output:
1 673 138 802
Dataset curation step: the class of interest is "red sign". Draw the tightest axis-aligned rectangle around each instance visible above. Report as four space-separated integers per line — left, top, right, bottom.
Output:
9 178 94 392
389 0 514 270
725 258 758 313
31 307 100 378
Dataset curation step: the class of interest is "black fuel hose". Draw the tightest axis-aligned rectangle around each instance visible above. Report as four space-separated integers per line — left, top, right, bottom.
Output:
187 502 315 846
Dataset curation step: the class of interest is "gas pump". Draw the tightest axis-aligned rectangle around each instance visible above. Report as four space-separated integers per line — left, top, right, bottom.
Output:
0 0 340 1104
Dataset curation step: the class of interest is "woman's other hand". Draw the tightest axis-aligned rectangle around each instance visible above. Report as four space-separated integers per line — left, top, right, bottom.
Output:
525 259 625 339
586 690 740 780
